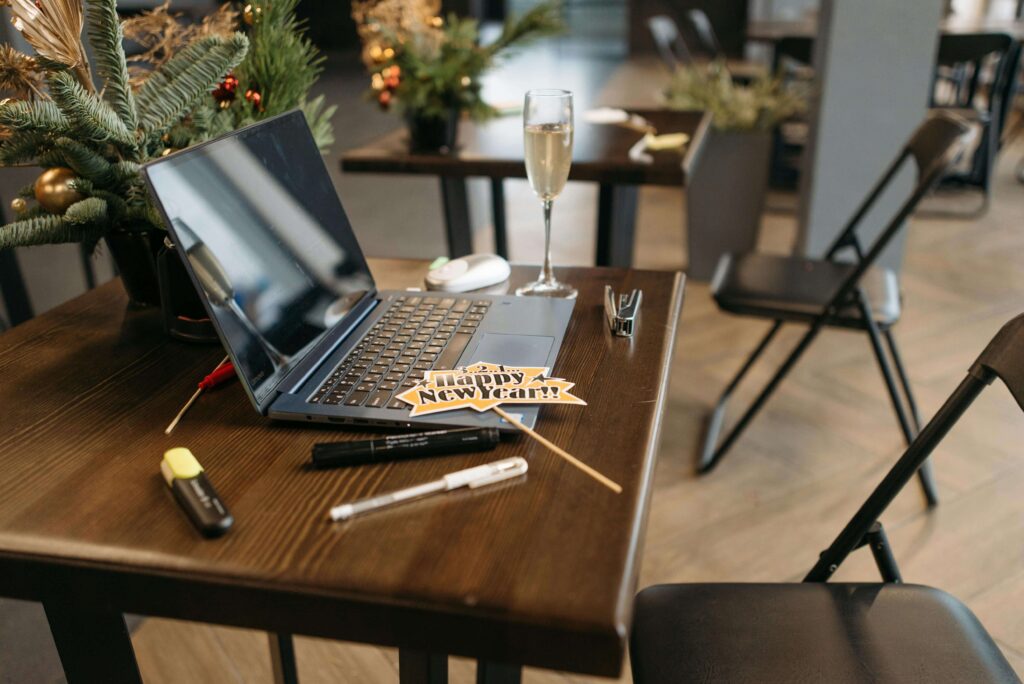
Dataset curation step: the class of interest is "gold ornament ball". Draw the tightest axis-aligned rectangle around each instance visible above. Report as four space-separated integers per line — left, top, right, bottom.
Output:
243 3 262 24
34 167 83 214
10 197 27 214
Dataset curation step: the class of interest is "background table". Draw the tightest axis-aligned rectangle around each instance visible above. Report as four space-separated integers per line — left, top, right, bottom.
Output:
748 16 1024 43
341 110 710 268
0 260 685 682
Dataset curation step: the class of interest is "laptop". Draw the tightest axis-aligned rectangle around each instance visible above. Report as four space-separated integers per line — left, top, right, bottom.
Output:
143 110 574 431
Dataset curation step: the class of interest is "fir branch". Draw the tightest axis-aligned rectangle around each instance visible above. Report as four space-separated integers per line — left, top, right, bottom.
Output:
86 0 137 130
0 99 69 134
302 95 336 151
48 71 137 150
18 183 36 199
53 136 116 184
64 196 108 225
0 213 101 248
484 3 563 58
135 34 249 139
0 129 49 164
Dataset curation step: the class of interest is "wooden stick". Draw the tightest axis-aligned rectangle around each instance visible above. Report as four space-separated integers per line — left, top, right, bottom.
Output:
491 406 622 494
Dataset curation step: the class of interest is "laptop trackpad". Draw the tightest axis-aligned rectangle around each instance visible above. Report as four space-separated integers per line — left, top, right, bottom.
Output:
464 333 555 367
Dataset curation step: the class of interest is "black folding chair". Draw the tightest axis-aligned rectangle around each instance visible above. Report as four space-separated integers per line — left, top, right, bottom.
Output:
647 15 693 72
632 313 1024 683
930 33 1022 214
699 112 972 508
683 8 722 60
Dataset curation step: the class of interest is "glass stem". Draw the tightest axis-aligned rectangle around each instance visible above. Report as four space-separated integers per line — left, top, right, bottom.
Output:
541 199 554 285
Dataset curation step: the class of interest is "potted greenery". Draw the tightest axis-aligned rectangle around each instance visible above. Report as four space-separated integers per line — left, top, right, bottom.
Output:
353 0 562 152
664 62 806 280
0 0 333 308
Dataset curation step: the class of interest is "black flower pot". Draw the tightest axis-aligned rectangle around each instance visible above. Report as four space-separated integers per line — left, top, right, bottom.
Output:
104 227 164 307
157 237 219 344
406 109 460 152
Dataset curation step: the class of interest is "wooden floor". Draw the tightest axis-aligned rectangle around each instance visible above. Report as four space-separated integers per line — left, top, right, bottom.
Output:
129 124 1024 681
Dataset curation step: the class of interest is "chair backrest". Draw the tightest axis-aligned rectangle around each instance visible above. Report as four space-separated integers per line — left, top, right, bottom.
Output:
806 312 1024 582
684 9 722 60
647 15 693 71
933 33 1018 128
773 37 814 73
819 111 971 318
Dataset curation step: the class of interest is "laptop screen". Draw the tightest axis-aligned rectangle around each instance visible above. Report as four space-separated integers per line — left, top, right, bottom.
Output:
145 111 375 408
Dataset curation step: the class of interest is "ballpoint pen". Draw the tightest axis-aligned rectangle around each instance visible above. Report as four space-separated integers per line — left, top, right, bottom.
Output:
328 457 528 521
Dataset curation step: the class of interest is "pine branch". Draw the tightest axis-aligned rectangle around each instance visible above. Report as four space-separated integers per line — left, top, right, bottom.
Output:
0 99 70 134
48 71 138 151
135 34 249 139
0 213 101 249
0 130 50 165
53 136 116 185
302 95 336 151
86 0 138 131
65 196 109 225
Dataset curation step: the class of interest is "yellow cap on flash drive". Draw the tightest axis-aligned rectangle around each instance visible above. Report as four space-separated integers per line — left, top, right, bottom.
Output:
161 447 204 485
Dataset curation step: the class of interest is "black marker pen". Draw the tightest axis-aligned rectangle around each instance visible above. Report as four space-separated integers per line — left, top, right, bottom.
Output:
311 427 500 469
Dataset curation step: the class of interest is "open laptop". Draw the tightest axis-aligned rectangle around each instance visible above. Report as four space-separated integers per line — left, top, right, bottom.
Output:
143 110 574 431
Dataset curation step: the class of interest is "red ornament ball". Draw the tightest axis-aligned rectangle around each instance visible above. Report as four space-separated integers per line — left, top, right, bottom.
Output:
245 88 264 112
212 73 239 106
378 90 392 110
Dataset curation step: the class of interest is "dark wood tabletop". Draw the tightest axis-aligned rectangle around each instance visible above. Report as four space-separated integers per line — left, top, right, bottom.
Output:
0 259 685 679
341 109 711 187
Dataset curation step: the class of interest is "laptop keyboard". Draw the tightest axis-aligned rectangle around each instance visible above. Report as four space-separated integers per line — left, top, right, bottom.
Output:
307 295 491 409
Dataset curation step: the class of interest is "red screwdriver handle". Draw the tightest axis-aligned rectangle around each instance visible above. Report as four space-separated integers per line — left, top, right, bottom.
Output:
199 362 236 391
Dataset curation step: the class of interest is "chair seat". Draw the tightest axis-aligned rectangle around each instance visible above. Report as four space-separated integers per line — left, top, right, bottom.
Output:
711 252 901 328
631 583 1020 684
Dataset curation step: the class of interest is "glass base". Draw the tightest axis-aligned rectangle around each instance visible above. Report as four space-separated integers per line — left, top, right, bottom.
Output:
515 278 577 299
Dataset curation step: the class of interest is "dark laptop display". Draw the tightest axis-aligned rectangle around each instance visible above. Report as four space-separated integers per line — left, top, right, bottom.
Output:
145 111 574 431
145 114 374 407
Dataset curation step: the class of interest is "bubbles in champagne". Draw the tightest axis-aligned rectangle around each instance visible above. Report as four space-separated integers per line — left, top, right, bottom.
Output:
524 123 573 201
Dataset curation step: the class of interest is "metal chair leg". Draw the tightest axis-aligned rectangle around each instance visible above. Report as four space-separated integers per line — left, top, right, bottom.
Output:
858 295 939 506
883 328 922 432
269 633 299 684
700 323 820 474
699 321 783 471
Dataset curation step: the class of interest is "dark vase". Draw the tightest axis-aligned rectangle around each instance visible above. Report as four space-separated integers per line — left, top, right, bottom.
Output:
406 109 460 152
104 226 164 307
157 237 219 344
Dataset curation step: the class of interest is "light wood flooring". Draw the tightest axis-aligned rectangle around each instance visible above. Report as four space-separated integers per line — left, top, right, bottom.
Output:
129 124 1024 681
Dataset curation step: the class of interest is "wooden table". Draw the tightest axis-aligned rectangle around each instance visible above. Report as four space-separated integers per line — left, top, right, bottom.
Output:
341 110 711 268
747 16 1024 43
0 259 685 682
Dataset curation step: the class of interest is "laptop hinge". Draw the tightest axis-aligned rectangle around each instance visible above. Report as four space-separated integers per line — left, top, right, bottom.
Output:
271 291 381 402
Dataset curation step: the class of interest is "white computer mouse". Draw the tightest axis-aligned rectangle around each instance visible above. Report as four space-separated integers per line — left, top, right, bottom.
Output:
425 254 511 293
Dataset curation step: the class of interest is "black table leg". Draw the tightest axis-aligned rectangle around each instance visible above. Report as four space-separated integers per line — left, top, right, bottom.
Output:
269 633 299 684
476 660 522 684
440 177 473 257
595 183 639 267
489 178 508 259
399 649 448 684
0 248 33 326
43 595 142 683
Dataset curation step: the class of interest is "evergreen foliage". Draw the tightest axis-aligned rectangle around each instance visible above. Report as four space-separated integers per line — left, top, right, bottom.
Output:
358 2 563 121
186 0 335 150
0 1 248 250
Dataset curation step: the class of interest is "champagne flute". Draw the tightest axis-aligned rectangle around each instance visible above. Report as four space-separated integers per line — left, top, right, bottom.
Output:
517 89 576 299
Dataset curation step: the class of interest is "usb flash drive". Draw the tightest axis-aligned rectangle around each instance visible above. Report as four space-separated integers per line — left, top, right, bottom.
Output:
161 448 234 538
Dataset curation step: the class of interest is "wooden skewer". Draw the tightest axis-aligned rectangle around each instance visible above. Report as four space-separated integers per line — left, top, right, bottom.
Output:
491 406 622 494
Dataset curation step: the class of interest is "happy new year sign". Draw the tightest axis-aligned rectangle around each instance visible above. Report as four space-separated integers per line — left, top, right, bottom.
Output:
395 362 586 416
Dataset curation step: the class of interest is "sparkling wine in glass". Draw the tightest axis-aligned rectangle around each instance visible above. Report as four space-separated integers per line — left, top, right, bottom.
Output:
517 89 576 299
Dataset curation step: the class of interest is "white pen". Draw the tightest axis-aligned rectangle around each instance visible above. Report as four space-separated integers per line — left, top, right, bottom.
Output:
329 457 528 521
